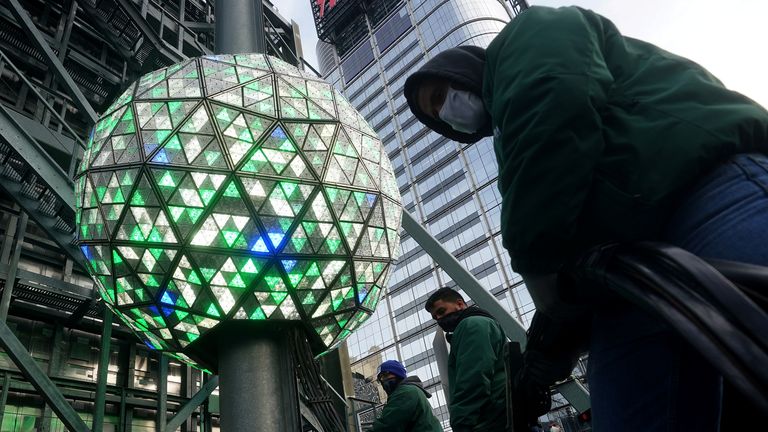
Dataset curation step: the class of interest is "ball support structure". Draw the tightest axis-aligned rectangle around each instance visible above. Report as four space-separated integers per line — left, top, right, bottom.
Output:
75 54 402 381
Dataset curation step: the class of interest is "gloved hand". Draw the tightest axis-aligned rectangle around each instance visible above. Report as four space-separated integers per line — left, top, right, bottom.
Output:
512 366 552 426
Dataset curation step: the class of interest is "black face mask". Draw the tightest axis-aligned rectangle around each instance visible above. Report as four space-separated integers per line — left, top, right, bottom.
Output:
381 379 400 395
437 310 463 333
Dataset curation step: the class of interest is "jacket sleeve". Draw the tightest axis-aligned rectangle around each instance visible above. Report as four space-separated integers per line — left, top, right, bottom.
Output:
371 388 417 432
484 7 615 273
449 318 501 430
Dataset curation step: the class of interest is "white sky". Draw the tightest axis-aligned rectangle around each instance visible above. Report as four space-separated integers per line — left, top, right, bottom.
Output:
273 0 767 108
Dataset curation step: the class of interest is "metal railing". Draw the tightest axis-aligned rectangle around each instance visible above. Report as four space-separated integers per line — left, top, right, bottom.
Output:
348 396 383 432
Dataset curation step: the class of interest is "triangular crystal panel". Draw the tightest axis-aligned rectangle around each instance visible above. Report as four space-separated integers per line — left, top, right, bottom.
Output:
306 79 336 118
119 169 160 205
103 82 136 117
171 255 205 308
238 176 276 211
115 275 150 306
190 181 264 251
201 59 243 95
79 207 107 240
166 61 202 98
135 61 186 97
116 205 177 244
232 54 271 71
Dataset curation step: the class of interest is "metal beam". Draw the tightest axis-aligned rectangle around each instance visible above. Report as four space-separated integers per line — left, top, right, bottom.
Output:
6 0 98 124
164 376 220 432
9 266 93 299
0 104 86 272
0 50 87 154
182 21 214 32
76 1 137 63
401 211 528 345
116 0 185 64
0 103 74 205
65 299 97 326
92 310 113 432
0 212 28 322
432 327 450 401
299 399 325 432
5 108 75 155
0 320 91 432
402 211 592 410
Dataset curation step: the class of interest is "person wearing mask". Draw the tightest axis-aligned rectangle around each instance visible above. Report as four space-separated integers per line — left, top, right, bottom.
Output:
424 287 507 432
404 5 768 432
370 360 443 432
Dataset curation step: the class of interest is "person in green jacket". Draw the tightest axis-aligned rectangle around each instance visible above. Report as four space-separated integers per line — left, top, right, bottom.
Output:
371 360 443 432
405 5 768 432
424 288 507 432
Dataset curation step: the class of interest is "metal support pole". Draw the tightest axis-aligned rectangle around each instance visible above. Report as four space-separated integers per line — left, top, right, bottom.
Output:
165 376 219 432
49 324 64 376
181 365 192 432
336 342 358 432
401 211 528 346
156 353 168 430
0 320 91 432
0 373 11 427
214 0 265 54
40 324 65 432
93 310 113 432
118 387 126 432
0 212 28 323
178 0 186 51
202 400 212 432
217 324 299 432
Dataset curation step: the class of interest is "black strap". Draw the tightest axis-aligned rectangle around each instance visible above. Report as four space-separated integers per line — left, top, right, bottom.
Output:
568 242 768 413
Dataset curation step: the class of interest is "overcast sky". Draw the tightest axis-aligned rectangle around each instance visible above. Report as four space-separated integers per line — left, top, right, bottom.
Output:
272 0 767 108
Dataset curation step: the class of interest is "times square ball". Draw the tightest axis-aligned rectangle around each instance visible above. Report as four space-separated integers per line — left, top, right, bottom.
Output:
74 54 402 368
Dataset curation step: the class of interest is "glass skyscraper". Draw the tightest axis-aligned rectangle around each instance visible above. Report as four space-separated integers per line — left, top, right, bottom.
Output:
314 0 531 428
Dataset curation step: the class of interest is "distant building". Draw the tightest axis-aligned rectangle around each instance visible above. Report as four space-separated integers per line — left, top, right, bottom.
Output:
312 0 533 427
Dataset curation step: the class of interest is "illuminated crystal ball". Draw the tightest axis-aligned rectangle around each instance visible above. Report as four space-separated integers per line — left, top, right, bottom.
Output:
74 54 402 367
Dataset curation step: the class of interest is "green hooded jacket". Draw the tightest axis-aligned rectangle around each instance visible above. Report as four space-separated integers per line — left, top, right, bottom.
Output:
371 376 443 432
482 6 768 273
448 314 507 432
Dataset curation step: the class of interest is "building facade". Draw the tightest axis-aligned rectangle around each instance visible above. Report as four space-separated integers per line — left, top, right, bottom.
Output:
313 0 536 427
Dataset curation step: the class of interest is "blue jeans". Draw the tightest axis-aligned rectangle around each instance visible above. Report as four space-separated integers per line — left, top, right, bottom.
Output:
587 153 768 431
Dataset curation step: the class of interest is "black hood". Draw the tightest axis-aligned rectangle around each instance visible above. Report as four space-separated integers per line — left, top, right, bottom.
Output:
401 376 432 398
404 45 492 144
445 306 497 343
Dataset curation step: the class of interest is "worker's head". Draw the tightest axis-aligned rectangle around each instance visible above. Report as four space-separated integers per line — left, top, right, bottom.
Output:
424 287 468 332
377 360 407 395
404 46 492 144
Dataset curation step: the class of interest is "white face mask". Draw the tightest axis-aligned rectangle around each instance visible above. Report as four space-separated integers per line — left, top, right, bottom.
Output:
438 87 487 134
